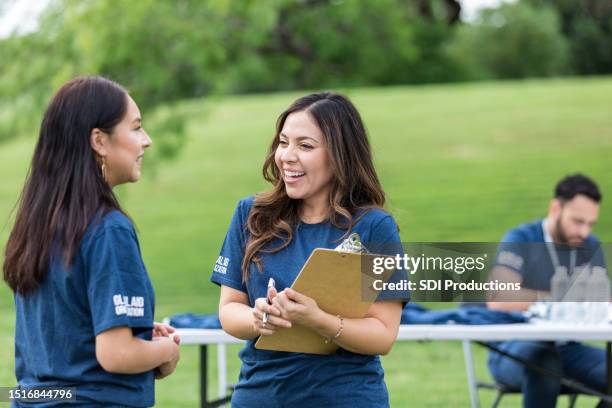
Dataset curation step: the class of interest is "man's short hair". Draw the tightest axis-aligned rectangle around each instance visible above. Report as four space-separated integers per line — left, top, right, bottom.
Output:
555 173 602 203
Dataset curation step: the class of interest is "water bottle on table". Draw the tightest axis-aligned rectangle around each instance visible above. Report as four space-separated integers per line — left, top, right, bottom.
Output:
550 266 568 322
587 266 610 324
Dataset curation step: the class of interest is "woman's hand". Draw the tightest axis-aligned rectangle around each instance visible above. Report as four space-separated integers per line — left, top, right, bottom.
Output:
252 284 292 336
152 322 181 380
153 322 180 345
153 336 180 380
272 288 322 328
153 322 174 338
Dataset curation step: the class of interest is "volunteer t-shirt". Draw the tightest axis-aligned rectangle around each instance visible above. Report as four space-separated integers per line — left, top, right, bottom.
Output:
14 210 155 407
494 219 605 290
211 196 407 408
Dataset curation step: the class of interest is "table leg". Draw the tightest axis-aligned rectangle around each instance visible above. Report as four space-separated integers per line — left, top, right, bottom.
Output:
218 343 227 407
462 340 480 408
607 342 611 408
198 343 233 408
200 345 207 408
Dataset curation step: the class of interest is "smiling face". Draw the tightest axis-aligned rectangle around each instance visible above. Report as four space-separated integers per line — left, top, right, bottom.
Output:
274 110 334 214
92 95 152 187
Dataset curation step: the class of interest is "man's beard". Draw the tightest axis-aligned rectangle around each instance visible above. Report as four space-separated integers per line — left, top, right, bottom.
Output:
555 217 583 246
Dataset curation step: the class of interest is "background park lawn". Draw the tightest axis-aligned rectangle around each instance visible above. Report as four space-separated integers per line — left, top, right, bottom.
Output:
1 77 611 406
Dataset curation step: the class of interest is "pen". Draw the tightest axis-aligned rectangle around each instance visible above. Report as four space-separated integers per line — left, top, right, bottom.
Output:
262 278 275 325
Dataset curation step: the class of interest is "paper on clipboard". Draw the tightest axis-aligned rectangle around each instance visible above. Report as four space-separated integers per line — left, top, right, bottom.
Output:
255 246 397 354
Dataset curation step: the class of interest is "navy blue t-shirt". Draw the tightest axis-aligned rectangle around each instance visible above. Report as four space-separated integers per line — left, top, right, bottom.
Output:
494 219 606 291
211 196 407 408
13 210 155 407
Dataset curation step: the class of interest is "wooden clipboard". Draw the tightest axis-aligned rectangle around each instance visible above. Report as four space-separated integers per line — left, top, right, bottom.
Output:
255 248 396 354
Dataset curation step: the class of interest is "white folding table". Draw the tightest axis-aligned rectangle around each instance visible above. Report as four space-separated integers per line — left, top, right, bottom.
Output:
178 324 612 408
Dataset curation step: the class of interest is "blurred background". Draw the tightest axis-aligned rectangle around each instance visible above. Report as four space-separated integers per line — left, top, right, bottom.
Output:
1 0 611 406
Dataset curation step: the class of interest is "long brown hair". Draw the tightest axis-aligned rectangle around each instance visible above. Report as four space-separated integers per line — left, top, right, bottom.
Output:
242 92 386 281
3 76 128 295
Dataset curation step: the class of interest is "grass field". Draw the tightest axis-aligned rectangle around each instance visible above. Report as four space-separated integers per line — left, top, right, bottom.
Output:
1 77 611 406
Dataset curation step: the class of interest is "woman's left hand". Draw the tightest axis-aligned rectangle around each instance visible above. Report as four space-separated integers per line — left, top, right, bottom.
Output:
272 288 322 328
153 322 180 344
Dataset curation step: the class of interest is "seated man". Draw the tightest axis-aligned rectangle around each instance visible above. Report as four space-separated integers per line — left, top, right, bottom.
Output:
487 173 607 408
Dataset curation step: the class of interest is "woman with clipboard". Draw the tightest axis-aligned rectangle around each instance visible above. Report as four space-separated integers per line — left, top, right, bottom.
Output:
211 92 406 407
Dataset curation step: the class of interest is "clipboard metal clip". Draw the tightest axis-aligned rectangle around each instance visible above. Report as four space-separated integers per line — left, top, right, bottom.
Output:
334 233 368 254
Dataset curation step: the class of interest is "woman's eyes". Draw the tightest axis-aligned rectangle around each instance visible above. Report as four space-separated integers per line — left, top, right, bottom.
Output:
278 140 313 150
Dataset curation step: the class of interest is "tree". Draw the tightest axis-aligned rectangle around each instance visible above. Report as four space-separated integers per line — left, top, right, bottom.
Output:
415 0 461 25
527 0 612 74
0 0 463 145
446 2 570 80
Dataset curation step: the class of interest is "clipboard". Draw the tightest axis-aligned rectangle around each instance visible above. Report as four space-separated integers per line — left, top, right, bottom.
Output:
255 248 397 354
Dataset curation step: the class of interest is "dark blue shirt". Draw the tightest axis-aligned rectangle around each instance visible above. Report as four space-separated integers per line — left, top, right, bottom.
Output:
13 210 155 407
495 219 606 291
211 197 406 408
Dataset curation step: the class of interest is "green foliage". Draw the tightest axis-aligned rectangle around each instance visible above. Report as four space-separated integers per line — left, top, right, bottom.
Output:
446 2 570 80
0 1 243 146
0 0 460 145
569 15 612 74
527 0 612 75
258 0 419 88
3 0 612 153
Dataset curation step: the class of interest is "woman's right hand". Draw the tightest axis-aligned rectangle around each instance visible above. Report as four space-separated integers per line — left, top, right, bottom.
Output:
252 285 292 336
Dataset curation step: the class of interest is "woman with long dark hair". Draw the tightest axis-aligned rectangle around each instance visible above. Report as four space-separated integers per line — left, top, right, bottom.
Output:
211 92 406 407
3 76 179 407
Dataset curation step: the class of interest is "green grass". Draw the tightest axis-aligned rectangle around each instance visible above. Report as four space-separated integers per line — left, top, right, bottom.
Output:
1 77 612 406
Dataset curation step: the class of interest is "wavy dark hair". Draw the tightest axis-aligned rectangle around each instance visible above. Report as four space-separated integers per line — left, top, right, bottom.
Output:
3 76 128 295
241 92 386 281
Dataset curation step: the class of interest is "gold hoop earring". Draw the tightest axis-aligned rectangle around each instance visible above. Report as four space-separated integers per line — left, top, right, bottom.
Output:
101 157 108 183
